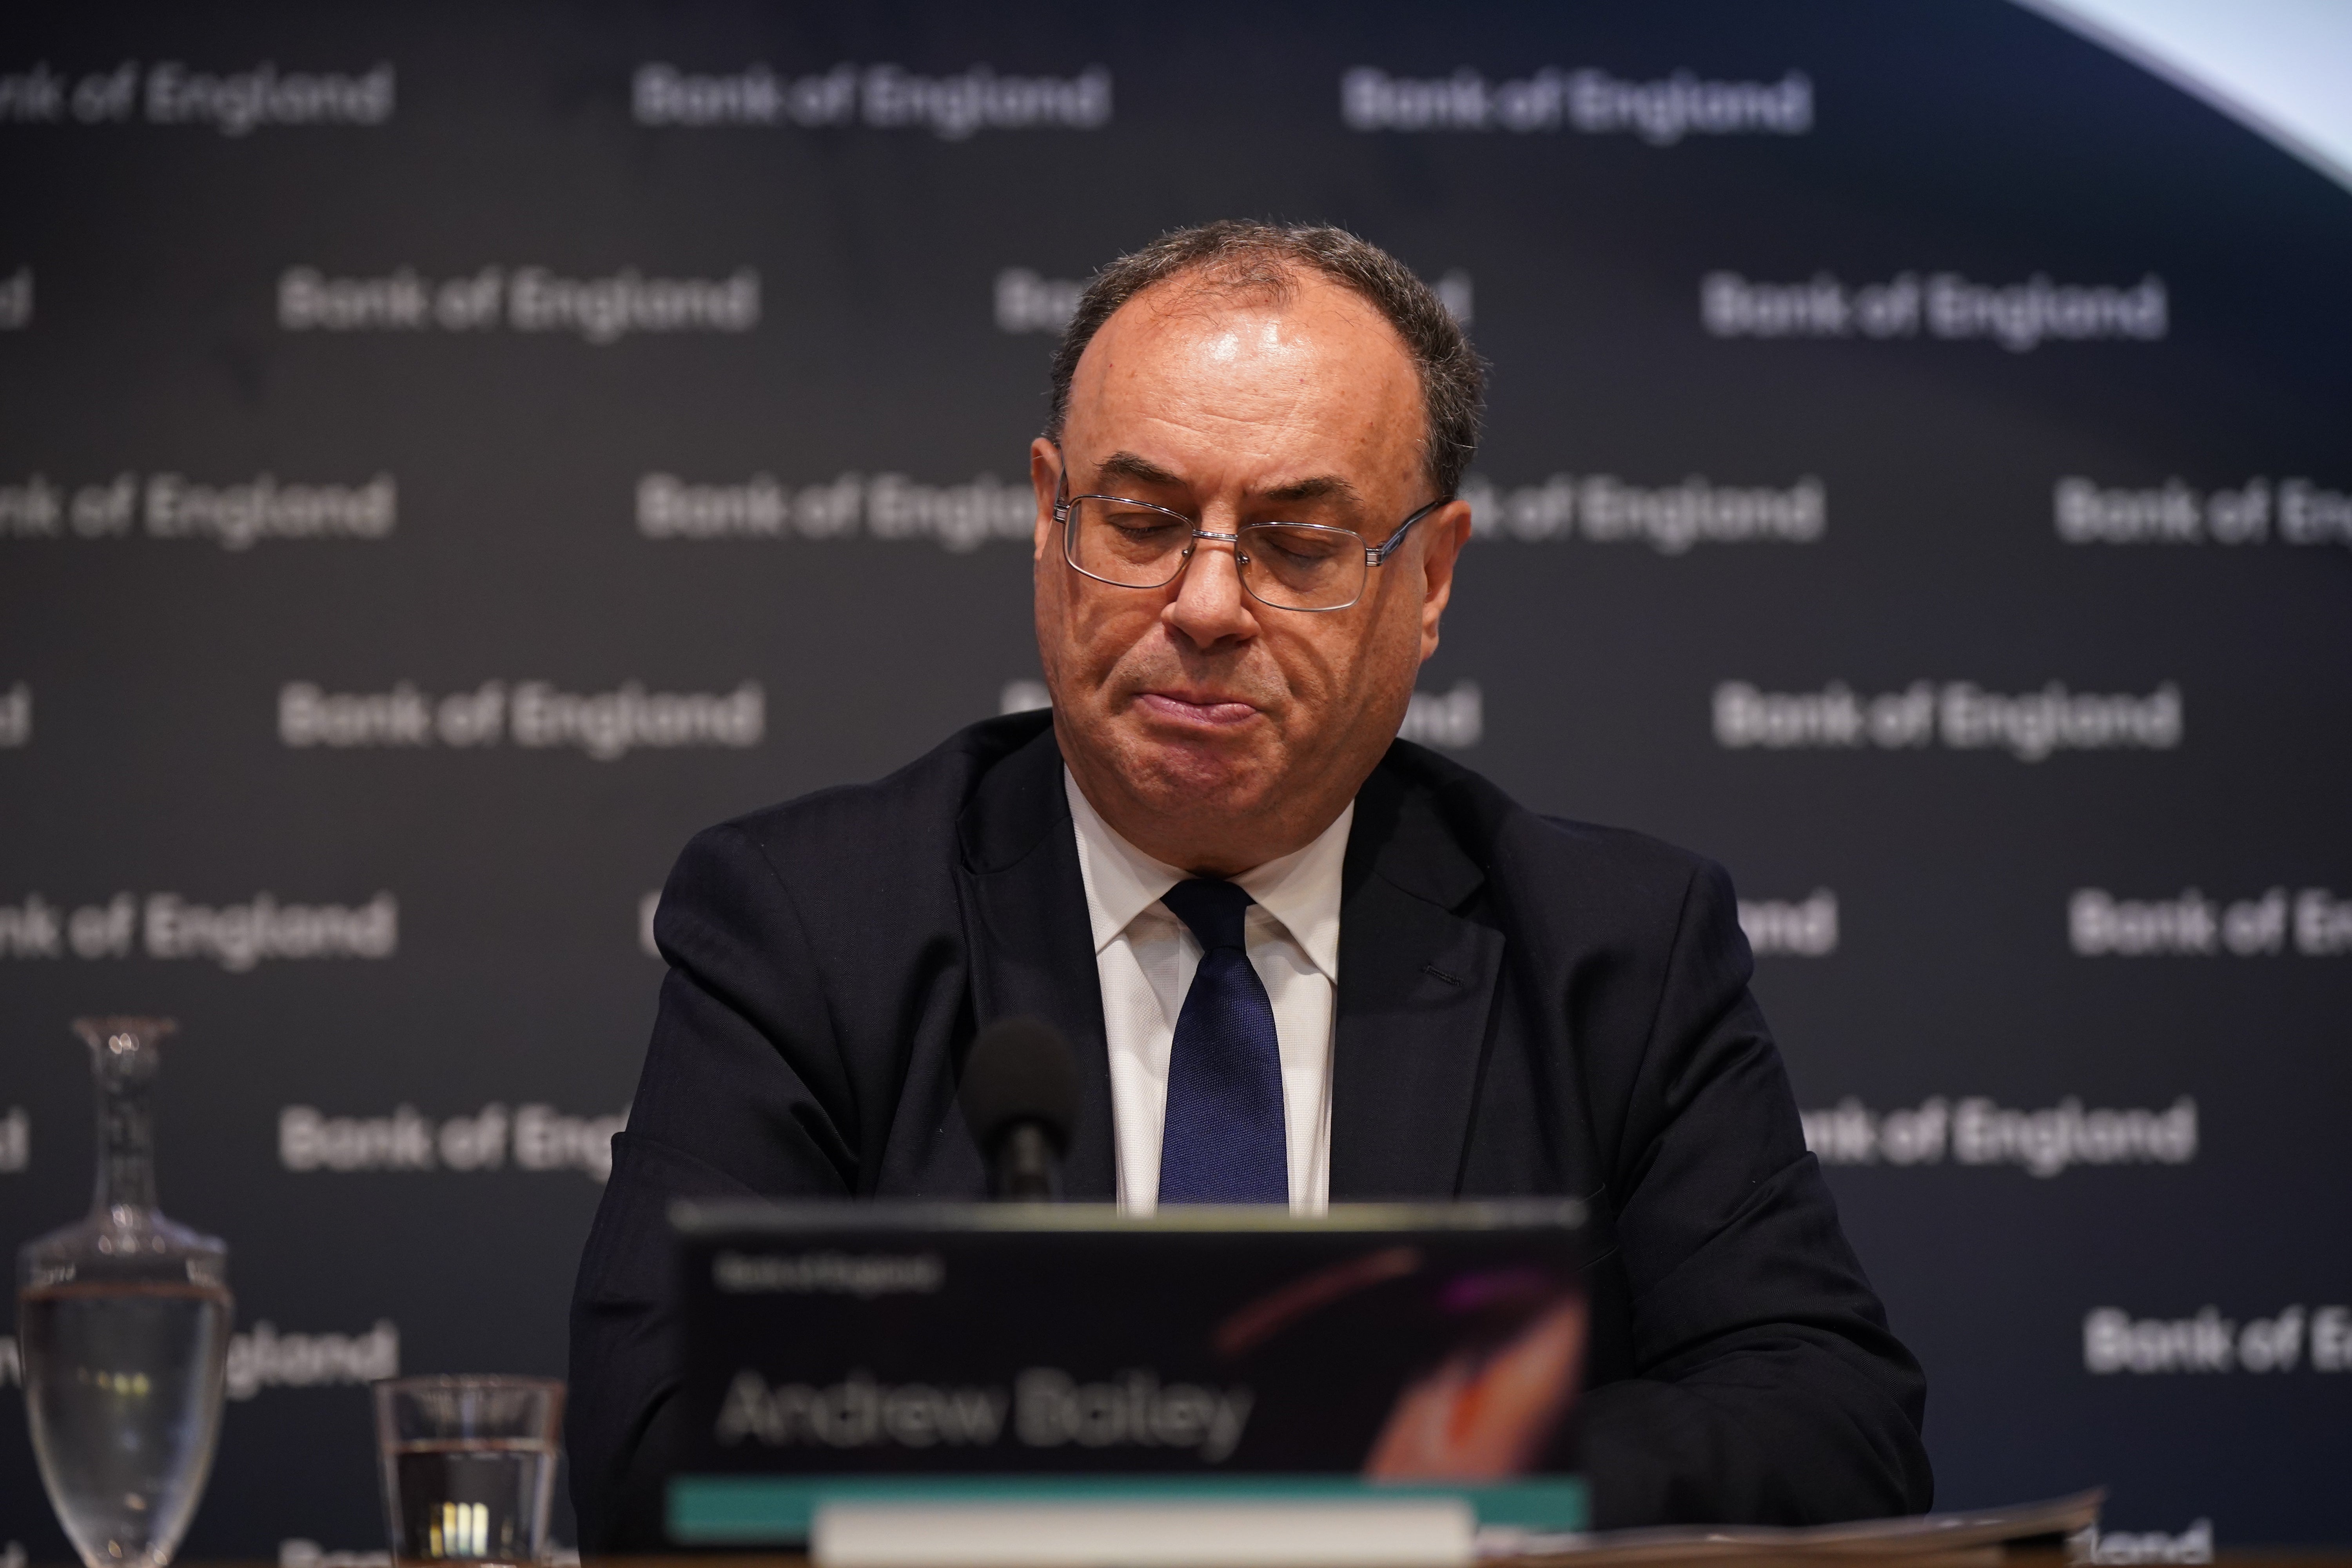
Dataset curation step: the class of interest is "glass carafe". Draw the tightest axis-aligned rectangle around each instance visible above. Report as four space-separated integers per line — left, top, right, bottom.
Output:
17 1018 233 1568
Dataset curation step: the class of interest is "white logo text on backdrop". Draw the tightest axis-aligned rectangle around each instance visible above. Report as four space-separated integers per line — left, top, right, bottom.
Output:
0 892 395 969
2070 887 2352 956
1806 1096 2197 1175
1703 272 2167 349
0 62 393 131
633 64 1111 137
1714 680 2182 760
1739 890 1838 956
280 1103 628 1181
0 473 394 546
1462 474 1823 550
279 680 764 759
278 267 758 342
2055 476 2352 548
2085 1305 2352 1375
226 1321 398 1399
1341 67 1811 141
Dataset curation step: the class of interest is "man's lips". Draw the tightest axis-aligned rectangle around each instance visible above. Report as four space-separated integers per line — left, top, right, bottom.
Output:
1136 691 1260 727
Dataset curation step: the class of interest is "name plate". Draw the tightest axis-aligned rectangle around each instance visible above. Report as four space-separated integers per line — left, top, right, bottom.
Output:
667 1201 1590 1546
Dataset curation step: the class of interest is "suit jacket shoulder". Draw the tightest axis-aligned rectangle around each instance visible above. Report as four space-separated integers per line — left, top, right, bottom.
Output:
691 708 1055 898
1379 735 1718 912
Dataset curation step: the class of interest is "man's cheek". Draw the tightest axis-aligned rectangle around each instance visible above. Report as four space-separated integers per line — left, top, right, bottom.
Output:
1082 613 1160 685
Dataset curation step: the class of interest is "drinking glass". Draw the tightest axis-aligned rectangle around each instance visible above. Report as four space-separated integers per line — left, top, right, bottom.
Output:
375 1376 564 1567
18 1018 234 1568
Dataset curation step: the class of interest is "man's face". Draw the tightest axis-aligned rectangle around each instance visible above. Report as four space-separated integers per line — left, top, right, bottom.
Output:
1031 270 1472 876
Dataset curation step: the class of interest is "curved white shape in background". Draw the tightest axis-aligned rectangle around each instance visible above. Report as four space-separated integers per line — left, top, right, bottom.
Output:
2019 0 2352 192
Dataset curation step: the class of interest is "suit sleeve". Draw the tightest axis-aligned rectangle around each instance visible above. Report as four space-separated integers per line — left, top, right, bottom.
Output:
1580 859 1933 1526
565 822 858 1548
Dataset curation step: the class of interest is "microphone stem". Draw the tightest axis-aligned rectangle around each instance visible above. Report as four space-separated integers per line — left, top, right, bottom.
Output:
998 1122 1061 1201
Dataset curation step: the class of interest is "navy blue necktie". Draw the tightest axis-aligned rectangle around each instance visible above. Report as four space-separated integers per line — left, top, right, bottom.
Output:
1156 878 1289 1204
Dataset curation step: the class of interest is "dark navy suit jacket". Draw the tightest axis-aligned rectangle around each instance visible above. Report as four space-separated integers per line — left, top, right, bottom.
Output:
567 712 1931 1544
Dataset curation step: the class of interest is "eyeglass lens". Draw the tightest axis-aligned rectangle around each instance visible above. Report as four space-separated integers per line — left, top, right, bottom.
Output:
1067 497 1365 610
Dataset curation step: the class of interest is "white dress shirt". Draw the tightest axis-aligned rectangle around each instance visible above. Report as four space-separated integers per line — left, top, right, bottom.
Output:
1063 768 1350 1216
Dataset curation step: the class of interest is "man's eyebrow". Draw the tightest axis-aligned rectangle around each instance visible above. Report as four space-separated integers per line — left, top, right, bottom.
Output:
1259 475 1359 506
1092 451 1188 490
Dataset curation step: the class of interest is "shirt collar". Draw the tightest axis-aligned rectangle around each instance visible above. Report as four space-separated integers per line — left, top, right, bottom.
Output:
1064 767 1351 982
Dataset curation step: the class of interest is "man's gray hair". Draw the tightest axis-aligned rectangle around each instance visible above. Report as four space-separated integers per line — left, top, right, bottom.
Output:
1044 220 1485 500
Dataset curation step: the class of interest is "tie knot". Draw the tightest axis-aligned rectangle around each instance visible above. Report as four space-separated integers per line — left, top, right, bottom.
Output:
1160 878 1253 953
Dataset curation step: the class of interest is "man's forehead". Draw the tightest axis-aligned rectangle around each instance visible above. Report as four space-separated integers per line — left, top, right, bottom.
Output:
1089 267 1407 368
1067 270 1423 485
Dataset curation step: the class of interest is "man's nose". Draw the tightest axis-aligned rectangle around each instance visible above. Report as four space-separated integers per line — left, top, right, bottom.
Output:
1163 534 1260 650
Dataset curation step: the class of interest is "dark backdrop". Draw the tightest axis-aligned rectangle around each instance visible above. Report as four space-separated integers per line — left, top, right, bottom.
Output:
2 0 2347 1555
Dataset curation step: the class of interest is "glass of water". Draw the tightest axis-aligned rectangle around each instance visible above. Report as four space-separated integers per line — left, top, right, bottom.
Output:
374 1376 564 1568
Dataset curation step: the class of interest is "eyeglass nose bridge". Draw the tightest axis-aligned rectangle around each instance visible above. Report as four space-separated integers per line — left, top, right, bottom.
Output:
1178 526 1248 566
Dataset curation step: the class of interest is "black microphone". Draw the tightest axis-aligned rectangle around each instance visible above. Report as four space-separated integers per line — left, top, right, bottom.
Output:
958 1016 1078 1200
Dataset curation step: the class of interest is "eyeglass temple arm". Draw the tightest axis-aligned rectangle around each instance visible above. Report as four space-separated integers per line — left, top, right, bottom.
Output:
1366 497 1455 564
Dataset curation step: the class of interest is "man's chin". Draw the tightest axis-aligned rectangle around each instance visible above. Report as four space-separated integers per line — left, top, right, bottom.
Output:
1107 717 1276 806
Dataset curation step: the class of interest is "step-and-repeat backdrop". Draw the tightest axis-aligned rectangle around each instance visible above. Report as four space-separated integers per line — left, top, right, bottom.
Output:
2 0 2347 1556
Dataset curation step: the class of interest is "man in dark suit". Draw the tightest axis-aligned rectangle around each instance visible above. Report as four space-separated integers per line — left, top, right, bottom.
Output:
569 221 1931 1543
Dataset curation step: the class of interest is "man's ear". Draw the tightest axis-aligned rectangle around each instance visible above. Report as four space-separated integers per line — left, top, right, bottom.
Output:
1417 500 1474 660
1030 438 1064 563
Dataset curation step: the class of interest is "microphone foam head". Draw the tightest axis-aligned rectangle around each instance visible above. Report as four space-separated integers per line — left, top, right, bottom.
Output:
958 1016 1078 1155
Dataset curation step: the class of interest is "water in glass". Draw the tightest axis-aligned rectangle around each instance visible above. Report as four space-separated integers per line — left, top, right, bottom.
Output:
387 1441 558 1566
374 1377 564 1568
20 1281 232 1567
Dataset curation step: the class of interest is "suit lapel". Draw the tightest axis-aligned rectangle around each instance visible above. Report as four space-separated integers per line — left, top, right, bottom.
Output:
1329 760 1504 1200
954 726 1119 1199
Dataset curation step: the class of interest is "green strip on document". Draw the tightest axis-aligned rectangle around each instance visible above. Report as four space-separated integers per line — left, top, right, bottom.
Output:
669 1473 1588 1541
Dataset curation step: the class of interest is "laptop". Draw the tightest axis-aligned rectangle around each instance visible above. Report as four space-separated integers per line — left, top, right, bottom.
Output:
661 1200 1590 1556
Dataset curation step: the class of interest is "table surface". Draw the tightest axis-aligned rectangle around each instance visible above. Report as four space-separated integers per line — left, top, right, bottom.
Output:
544 1554 2350 1567
150 1555 2352 1568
